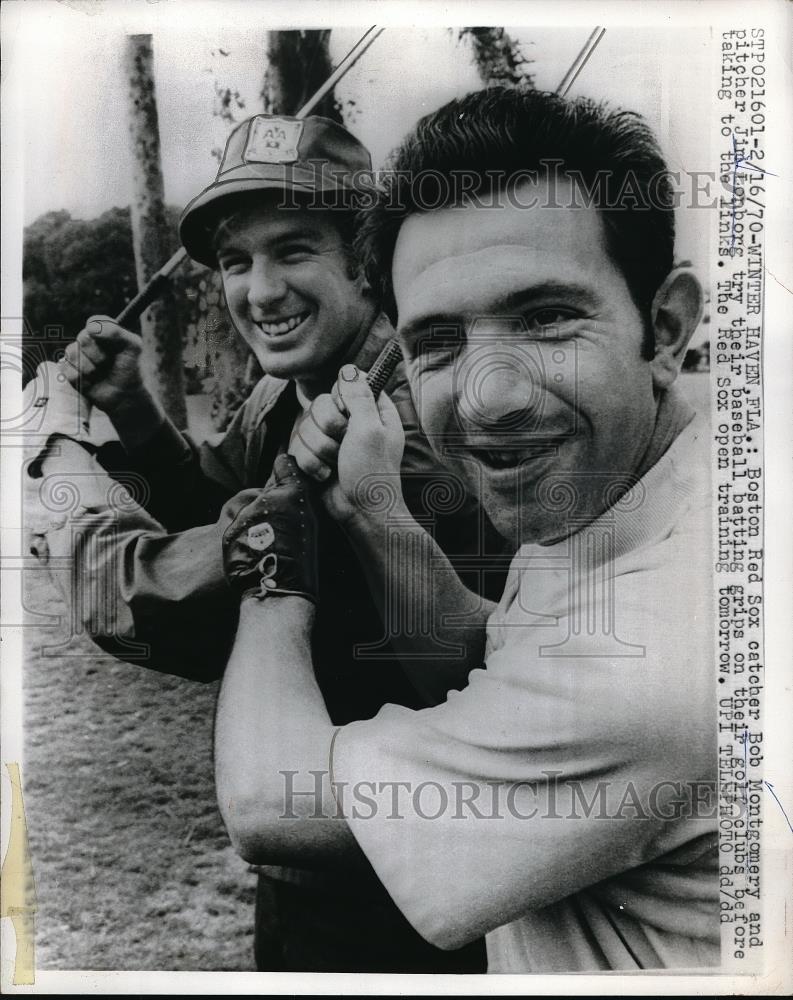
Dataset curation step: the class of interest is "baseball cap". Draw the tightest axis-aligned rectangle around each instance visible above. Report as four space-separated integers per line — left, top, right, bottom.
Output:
179 114 372 267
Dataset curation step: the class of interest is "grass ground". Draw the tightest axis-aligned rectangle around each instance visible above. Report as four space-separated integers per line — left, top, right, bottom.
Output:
23 482 256 971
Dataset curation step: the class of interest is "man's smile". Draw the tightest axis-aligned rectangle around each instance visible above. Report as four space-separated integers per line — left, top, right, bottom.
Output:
255 310 311 337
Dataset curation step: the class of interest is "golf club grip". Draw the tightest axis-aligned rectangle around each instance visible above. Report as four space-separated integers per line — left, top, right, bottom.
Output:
365 340 402 399
115 272 171 327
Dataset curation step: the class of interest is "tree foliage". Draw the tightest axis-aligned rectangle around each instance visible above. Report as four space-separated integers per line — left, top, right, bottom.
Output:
23 208 138 352
21 207 235 386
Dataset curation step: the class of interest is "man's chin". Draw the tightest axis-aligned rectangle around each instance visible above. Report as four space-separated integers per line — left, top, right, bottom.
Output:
252 347 311 380
478 501 520 552
256 355 301 379
483 496 566 551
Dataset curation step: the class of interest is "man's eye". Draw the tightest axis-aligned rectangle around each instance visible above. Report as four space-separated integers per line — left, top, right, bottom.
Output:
218 256 249 275
525 308 578 334
281 245 315 262
415 327 464 368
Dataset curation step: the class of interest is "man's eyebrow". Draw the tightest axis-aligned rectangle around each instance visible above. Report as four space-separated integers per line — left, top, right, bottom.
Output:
399 313 465 344
214 239 240 255
399 282 601 341
213 230 237 254
269 227 324 245
214 226 323 254
499 282 601 312
214 228 248 254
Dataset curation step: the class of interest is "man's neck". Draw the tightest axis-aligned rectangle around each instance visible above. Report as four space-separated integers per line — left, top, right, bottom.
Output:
293 309 377 403
532 384 697 550
635 385 696 482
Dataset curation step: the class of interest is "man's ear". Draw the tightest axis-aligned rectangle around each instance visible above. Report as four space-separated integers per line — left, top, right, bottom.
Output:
649 268 703 390
353 267 376 300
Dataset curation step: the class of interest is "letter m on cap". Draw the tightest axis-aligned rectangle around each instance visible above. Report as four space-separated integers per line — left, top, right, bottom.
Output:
245 117 304 164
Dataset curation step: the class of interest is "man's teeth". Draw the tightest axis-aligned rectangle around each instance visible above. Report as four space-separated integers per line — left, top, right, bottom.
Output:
258 313 308 336
469 448 519 469
475 449 548 469
484 451 520 468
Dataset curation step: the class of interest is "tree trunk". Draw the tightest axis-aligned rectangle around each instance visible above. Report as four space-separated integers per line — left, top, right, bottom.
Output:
261 30 342 120
124 34 187 429
460 28 534 88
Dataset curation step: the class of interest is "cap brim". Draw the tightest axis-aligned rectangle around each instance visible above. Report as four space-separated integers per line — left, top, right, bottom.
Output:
179 166 356 267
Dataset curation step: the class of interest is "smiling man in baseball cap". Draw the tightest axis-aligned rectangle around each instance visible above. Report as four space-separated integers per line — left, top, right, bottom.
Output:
33 112 491 972
178 115 377 395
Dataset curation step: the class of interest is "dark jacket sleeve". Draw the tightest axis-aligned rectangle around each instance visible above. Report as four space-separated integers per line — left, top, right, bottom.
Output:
38 475 261 682
98 402 253 531
36 380 290 681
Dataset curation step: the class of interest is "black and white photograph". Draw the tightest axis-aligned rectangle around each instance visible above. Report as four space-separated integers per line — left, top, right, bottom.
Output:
1 0 791 993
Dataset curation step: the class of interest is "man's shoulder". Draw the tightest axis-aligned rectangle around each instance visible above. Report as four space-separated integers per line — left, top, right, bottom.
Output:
643 410 711 549
237 374 292 433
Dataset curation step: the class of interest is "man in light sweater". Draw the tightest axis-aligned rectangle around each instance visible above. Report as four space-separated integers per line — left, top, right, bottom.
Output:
215 87 718 972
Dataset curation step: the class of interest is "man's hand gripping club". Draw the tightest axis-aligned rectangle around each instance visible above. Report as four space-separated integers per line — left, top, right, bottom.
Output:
222 454 319 604
288 363 406 527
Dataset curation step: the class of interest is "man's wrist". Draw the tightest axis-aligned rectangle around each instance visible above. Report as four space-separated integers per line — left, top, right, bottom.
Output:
343 495 413 541
239 592 316 626
107 389 166 451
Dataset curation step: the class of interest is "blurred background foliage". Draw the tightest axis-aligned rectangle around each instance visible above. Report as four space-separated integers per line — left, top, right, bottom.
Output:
22 204 260 431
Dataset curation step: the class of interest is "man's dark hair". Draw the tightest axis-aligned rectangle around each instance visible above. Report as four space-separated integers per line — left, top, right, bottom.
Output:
356 87 676 358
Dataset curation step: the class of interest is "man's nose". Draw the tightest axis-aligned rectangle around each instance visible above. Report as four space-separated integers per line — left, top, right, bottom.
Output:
454 349 544 431
247 258 287 310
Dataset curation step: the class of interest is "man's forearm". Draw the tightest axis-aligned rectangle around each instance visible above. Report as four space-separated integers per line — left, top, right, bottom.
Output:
31 438 237 680
344 501 495 705
102 397 235 530
105 387 167 452
215 596 362 867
